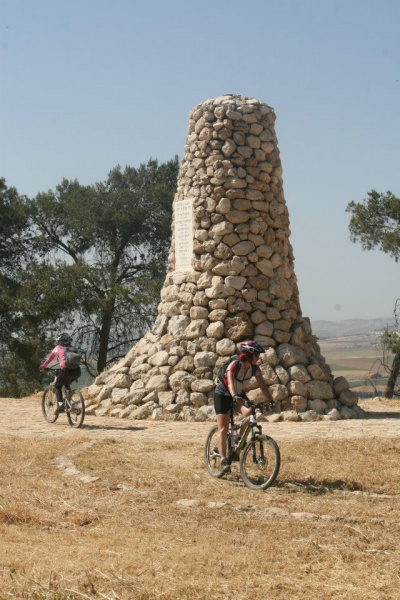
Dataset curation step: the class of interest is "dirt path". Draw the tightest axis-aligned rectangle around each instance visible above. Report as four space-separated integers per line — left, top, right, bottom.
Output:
1 395 400 443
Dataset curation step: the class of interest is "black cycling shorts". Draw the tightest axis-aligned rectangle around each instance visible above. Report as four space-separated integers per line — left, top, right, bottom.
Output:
55 367 81 389
214 392 233 415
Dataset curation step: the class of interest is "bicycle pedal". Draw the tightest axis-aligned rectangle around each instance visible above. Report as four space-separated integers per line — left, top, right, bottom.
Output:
220 461 231 473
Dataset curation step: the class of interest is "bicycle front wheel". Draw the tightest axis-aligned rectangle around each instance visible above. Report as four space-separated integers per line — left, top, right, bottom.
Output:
240 435 280 491
66 391 85 428
42 386 58 423
204 425 227 478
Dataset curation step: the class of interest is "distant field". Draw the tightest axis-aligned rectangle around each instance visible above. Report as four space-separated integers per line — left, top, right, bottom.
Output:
328 363 365 372
319 336 383 374
318 334 391 395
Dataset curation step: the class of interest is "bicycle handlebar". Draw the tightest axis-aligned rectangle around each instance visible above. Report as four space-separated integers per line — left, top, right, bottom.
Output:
239 398 274 412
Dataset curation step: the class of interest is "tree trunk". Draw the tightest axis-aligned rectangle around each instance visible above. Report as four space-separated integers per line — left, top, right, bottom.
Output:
97 300 115 374
385 350 400 398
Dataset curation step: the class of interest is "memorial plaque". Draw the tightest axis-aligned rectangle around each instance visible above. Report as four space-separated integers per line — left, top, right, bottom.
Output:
174 199 193 271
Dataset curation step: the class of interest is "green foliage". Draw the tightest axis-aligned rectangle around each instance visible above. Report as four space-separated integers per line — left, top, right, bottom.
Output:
0 180 47 396
346 190 400 261
0 333 47 398
0 179 29 354
0 158 179 395
381 330 400 354
347 189 400 398
29 157 179 375
0 178 31 270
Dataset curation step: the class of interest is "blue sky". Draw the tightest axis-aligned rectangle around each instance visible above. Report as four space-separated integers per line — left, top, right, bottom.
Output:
1 0 399 322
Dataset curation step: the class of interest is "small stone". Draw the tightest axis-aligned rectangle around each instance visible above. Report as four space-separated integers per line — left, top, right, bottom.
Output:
176 499 200 508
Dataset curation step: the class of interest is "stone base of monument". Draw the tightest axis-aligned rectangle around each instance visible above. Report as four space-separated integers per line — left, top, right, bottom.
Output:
87 94 363 421
86 347 364 422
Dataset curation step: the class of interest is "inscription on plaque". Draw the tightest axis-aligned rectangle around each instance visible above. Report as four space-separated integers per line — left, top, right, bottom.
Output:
174 199 193 271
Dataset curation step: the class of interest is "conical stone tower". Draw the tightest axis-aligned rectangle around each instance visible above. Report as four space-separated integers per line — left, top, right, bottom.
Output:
87 95 362 421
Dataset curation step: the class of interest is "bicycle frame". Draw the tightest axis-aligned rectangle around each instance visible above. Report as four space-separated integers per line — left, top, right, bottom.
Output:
204 398 280 490
228 401 269 458
42 367 85 428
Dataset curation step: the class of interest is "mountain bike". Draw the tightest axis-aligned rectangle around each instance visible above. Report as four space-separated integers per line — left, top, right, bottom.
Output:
41 368 85 428
204 399 280 491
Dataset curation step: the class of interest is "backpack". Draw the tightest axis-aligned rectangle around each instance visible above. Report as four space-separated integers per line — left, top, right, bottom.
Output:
64 345 82 369
216 354 240 382
216 354 259 384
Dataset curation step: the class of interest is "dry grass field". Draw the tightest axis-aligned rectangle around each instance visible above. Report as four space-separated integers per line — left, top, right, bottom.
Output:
1 394 400 599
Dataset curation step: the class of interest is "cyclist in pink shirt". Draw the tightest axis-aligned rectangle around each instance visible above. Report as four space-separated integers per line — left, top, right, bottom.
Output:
40 333 81 414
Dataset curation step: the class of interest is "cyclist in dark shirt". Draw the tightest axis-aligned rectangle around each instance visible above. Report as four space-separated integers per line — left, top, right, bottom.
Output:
214 340 273 472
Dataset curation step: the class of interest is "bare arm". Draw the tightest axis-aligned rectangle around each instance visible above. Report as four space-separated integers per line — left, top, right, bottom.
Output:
227 368 239 397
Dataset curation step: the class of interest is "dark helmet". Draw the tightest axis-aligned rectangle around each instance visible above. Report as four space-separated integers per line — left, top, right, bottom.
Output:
238 340 265 355
56 332 72 345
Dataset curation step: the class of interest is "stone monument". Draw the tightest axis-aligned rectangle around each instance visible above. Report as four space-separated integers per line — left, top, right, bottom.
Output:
87 95 361 421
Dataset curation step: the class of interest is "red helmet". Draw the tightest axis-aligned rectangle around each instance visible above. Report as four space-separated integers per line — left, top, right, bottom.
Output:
238 340 265 355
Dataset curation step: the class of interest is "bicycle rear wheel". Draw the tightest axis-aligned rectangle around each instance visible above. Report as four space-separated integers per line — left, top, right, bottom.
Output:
42 386 58 423
204 425 229 478
66 391 85 428
240 435 280 490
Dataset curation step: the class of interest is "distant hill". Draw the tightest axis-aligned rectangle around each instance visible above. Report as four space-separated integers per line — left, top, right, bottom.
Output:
311 318 397 339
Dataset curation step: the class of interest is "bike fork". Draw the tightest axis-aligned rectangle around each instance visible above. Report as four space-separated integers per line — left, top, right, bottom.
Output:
252 437 266 466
